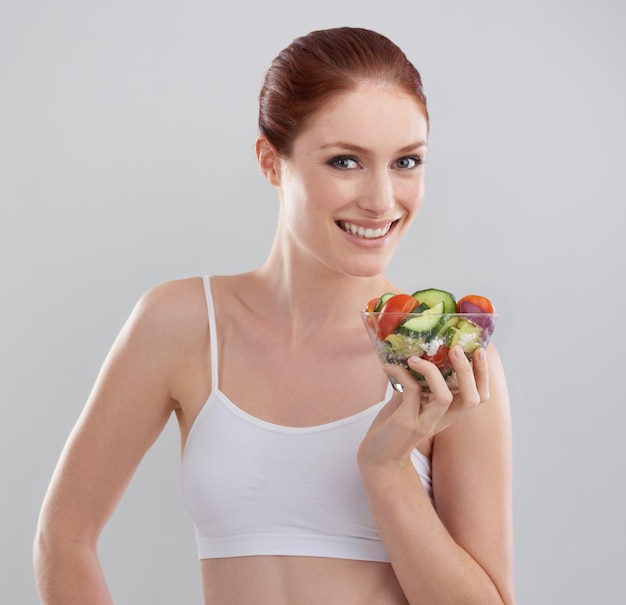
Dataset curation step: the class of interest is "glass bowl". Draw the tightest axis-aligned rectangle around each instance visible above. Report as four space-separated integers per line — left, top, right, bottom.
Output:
361 311 498 393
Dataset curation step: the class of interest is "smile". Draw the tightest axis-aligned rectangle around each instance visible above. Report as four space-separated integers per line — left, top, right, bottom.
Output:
338 221 393 239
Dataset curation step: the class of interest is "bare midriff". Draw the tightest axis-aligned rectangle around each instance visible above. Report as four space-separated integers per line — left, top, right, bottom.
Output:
199 556 409 604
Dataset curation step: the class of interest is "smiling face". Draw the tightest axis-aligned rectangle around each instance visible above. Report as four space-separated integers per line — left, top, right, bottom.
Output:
260 82 429 278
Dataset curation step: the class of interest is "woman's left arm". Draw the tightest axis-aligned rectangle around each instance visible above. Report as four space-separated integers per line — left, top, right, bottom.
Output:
358 344 516 604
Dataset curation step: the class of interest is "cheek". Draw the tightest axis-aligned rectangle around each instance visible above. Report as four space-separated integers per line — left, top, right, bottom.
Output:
402 178 426 213
287 176 350 220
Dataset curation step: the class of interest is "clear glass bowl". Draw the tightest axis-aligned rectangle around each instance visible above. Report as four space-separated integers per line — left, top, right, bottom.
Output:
361 311 498 393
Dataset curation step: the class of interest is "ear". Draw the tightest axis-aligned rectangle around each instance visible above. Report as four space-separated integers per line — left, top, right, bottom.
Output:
255 136 282 187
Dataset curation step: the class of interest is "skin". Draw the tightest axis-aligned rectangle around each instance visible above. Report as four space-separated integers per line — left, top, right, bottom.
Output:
34 83 515 604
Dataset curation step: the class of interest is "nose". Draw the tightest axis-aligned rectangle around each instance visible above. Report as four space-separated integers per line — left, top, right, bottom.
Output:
357 168 395 216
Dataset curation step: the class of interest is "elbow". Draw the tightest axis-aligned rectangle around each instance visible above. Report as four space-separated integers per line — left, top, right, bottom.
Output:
33 519 97 594
33 521 63 592
33 523 107 604
33 521 50 574
33 523 54 597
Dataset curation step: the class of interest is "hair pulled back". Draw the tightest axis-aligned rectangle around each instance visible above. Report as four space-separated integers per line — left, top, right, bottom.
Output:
258 27 428 156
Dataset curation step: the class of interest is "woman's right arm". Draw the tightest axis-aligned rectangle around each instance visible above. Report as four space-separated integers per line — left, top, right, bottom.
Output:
33 280 203 604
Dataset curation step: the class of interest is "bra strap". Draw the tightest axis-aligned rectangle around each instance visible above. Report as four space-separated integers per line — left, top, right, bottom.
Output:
202 276 219 393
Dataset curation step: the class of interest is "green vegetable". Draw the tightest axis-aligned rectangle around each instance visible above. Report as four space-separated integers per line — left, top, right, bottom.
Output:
445 319 483 353
374 292 395 312
411 288 457 314
398 301 445 336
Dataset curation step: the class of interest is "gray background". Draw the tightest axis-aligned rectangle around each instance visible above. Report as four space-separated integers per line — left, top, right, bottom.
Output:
2 0 624 603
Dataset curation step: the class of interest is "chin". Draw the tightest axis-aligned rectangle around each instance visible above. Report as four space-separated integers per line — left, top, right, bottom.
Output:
339 258 391 279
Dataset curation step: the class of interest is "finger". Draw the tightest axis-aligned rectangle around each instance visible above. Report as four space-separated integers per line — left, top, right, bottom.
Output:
384 361 448 423
448 345 480 406
471 346 490 401
405 356 454 425
382 363 424 415
407 355 452 403
383 362 450 442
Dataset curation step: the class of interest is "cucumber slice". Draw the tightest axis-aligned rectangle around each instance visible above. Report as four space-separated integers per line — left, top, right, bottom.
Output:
398 301 445 336
435 315 461 338
413 302 430 313
447 319 483 353
374 292 395 312
411 288 457 314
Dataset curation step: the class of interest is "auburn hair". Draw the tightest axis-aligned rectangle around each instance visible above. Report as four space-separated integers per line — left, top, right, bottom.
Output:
258 27 428 156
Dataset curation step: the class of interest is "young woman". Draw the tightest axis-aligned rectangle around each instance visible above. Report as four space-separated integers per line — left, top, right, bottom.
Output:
34 27 515 604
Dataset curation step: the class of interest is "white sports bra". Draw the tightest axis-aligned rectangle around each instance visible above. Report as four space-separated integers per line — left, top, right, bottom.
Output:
181 276 433 561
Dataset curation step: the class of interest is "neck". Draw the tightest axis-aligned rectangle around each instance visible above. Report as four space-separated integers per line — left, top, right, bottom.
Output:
253 232 393 328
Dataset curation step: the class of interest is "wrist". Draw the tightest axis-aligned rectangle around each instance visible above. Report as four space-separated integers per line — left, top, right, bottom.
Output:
358 456 416 493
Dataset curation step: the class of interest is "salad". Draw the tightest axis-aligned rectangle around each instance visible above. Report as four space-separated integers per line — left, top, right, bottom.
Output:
362 288 497 390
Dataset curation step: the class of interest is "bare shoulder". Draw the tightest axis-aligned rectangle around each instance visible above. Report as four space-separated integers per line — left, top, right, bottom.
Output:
101 277 212 398
134 276 207 323
126 277 209 349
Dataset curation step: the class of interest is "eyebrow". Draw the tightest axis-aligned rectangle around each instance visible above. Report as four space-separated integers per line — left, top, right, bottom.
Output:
319 141 427 154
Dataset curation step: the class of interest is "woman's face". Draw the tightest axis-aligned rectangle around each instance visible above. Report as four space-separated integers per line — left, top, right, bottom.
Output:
270 83 429 278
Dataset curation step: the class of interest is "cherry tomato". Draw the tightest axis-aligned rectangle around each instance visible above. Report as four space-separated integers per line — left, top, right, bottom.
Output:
365 297 380 313
377 293 418 339
422 344 452 371
364 297 381 331
457 294 495 314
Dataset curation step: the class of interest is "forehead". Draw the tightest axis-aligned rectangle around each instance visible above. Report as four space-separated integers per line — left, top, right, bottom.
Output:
293 84 429 154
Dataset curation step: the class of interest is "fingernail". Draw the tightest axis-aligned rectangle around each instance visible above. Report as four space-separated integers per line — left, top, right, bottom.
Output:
475 348 485 362
452 345 463 359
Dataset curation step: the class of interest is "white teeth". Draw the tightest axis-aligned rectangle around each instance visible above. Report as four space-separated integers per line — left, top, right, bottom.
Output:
341 221 391 239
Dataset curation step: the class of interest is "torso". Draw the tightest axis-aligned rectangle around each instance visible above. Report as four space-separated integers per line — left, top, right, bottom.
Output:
199 556 409 605
170 274 426 603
